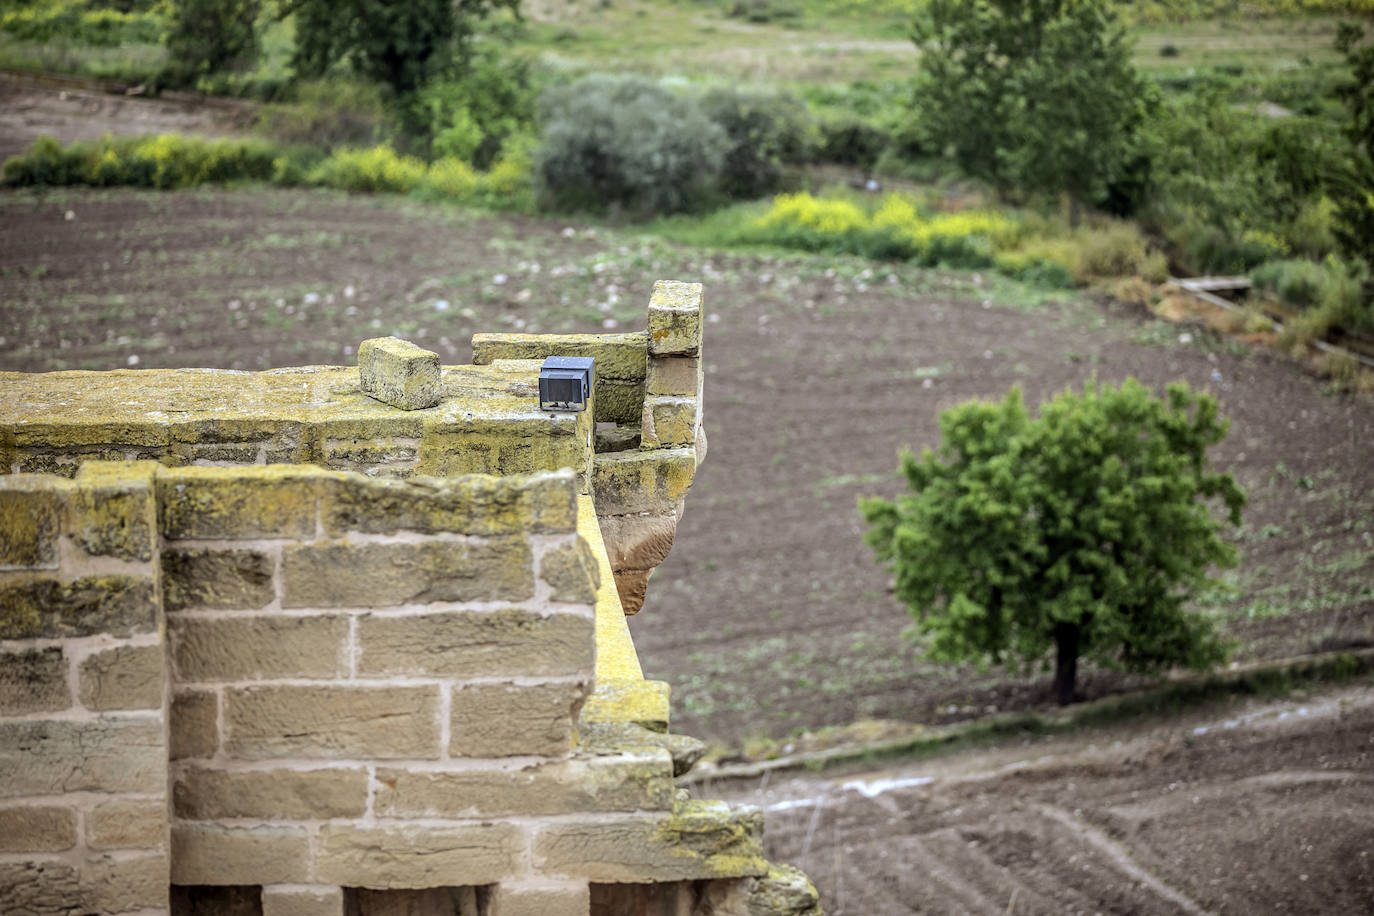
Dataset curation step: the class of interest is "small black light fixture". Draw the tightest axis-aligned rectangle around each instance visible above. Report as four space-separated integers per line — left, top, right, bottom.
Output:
538 356 594 412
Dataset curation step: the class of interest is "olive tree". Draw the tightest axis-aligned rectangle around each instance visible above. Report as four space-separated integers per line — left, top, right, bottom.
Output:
861 379 1244 705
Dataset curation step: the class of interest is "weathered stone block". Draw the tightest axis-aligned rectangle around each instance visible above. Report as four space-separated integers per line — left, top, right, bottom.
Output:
0 647 69 715
174 766 368 820
262 886 345 916
320 438 419 473
0 575 157 639
0 806 76 852
159 466 320 540
596 378 647 425
87 798 166 850
472 332 649 380
595 425 641 454
81 853 169 913
640 396 698 449
170 613 347 682
226 685 440 760
358 608 592 679
539 537 600 605
647 281 703 357
161 548 275 611
0 481 62 569
282 539 532 608
315 824 523 889
0 718 165 798
324 469 578 537
78 644 164 711
0 860 80 914
490 882 590 916
449 681 586 758
359 337 443 410
375 748 673 819
170 689 218 760
172 823 310 885
592 448 696 516
645 354 702 399
71 461 158 560
534 801 768 882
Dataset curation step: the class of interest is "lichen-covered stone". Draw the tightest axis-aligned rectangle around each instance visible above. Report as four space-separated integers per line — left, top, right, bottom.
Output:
595 425 642 454
533 800 768 882
359 337 443 410
743 864 823 916
78 644 164 711
159 465 320 540
282 539 532 608
645 355 701 398
324 469 578 537
540 536 600 605
0 575 157 639
0 479 62 569
71 461 158 560
0 647 69 715
473 332 649 380
592 448 696 517
357 608 592 679
161 548 274 611
579 721 705 777
640 395 698 449
647 281 703 357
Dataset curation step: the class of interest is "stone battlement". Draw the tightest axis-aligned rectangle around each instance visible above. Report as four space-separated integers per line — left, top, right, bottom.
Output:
0 283 819 916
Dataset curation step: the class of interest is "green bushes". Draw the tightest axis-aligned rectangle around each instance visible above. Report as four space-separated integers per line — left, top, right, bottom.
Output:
700 87 815 199
0 133 533 210
534 74 727 216
0 0 164 47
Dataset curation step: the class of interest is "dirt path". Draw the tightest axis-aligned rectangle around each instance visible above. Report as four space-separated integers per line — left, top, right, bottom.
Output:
0 73 252 162
703 681 1374 915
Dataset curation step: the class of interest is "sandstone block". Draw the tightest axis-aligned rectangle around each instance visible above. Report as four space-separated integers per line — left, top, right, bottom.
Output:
262 886 345 916
375 748 673 819
640 395 698 449
159 466 320 540
0 861 79 914
320 438 419 474
161 548 275 611
450 681 586 758
170 689 219 760
282 539 532 608
87 798 167 850
359 337 443 410
81 852 168 913
172 823 310 885
0 575 157 640
490 882 590 916
357 608 592 679
0 647 69 715
170 613 347 682
595 425 641 454
175 766 368 820
647 281 703 356
78 644 164 711
324 469 578 537
315 824 523 889
472 332 649 380
539 537 600 605
0 806 76 853
645 355 701 398
226 685 440 760
0 481 62 569
534 801 767 883
596 377 647 425
71 461 158 560
592 448 695 516
0 718 165 798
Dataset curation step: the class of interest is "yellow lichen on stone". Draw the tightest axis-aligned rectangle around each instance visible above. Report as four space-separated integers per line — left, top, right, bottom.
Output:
647 281 703 357
358 337 442 411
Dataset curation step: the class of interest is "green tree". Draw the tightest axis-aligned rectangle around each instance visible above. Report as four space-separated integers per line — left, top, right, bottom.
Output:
163 0 262 87
911 0 1148 220
287 0 519 96
1332 22 1374 283
860 380 1244 706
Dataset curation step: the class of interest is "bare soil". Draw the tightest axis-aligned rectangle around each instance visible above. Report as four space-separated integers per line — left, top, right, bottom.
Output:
2 186 1371 750
705 679 1374 915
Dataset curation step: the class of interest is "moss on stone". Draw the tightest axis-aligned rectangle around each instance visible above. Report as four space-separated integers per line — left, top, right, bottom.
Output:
0 575 157 639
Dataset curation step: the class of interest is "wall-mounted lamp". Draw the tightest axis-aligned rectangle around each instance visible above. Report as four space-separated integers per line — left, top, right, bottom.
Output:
538 356 594 412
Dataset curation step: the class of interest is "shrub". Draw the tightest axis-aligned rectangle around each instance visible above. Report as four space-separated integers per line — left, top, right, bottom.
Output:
0 133 278 189
1251 258 1328 309
534 74 728 216
414 45 536 169
163 0 262 87
700 87 815 200
306 145 428 194
861 379 1243 705
0 0 164 46
815 111 890 170
255 79 392 150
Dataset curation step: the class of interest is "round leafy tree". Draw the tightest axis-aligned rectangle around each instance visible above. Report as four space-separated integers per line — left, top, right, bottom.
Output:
860 379 1244 705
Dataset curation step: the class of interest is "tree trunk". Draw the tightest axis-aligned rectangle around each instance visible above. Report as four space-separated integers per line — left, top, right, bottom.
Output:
1054 621 1079 706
